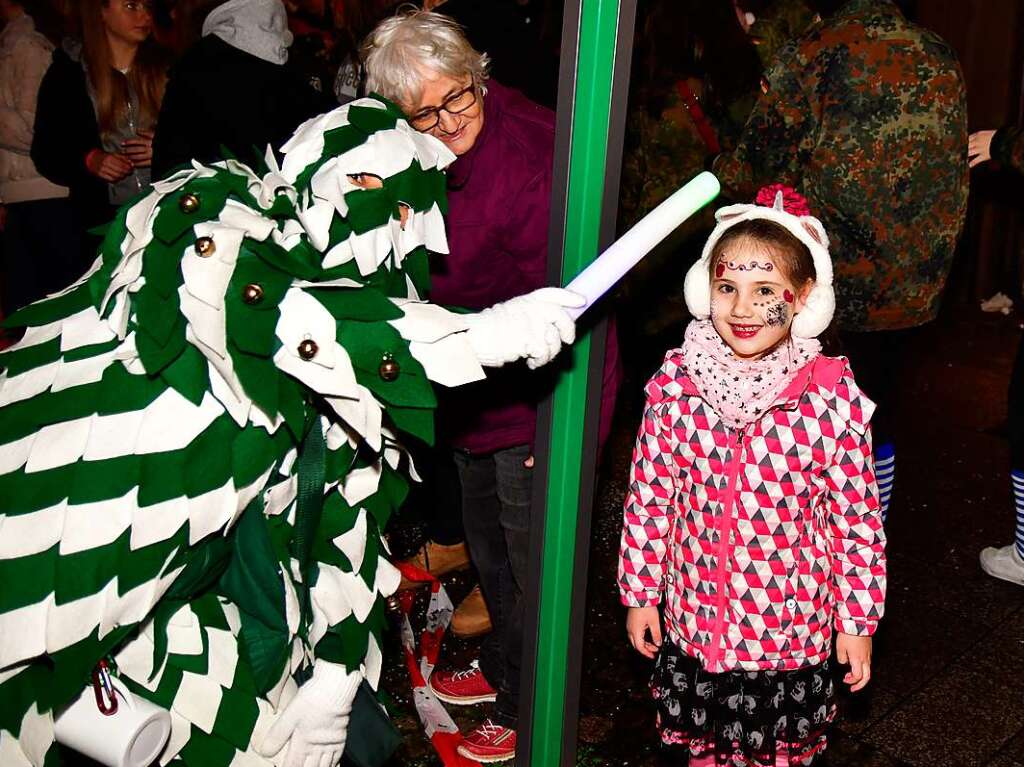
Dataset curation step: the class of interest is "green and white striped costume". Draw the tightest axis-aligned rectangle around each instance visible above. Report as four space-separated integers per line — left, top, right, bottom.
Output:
0 96 486 766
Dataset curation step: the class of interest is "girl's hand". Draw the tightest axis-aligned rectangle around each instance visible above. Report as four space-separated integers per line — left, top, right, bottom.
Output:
85 149 133 182
836 632 872 692
626 606 662 659
968 129 996 168
122 131 154 168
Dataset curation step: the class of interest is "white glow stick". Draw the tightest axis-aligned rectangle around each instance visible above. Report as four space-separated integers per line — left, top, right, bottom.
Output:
564 171 721 318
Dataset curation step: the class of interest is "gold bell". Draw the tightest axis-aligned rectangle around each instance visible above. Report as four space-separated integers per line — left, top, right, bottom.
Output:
378 353 400 382
297 339 319 360
179 192 200 214
194 236 216 257
241 283 264 305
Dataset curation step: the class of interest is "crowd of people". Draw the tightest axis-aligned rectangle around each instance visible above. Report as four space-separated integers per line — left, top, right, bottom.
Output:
0 0 1019 766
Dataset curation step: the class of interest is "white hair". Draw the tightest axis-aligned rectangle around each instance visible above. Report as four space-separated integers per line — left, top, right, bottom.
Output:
362 8 490 108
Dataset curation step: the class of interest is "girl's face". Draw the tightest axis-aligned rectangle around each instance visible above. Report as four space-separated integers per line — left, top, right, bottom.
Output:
102 0 154 46
710 237 811 359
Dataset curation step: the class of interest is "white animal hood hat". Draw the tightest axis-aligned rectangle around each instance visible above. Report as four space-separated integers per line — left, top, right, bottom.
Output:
683 184 835 338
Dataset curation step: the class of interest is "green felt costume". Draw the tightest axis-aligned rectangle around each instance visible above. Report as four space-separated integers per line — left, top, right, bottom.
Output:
0 96 486 766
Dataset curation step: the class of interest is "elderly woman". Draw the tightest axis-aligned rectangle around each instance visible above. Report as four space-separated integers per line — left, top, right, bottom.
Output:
364 10 620 762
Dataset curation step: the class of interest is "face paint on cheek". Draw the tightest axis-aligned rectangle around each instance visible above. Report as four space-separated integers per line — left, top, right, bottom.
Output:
783 289 794 303
765 301 790 327
710 294 725 320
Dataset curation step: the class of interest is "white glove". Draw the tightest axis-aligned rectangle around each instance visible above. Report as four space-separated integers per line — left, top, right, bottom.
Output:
464 287 585 369
257 662 362 767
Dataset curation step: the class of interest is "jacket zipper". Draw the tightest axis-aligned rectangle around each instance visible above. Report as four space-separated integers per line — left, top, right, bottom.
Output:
683 362 818 668
705 427 746 669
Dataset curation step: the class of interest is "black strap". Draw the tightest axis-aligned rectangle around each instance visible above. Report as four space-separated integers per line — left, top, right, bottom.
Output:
293 415 326 625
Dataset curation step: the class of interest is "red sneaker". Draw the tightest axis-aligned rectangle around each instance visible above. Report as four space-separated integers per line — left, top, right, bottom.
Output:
429 661 497 705
457 719 516 763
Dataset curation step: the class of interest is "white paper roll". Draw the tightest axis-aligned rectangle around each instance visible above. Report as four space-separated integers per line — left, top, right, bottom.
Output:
54 677 172 767
565 171 721 318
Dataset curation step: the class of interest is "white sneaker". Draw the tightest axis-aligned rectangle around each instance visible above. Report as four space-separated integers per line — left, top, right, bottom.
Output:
979 544 1024 586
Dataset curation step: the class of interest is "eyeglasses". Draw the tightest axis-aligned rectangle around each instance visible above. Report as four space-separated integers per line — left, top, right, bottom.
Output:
407 85 478 132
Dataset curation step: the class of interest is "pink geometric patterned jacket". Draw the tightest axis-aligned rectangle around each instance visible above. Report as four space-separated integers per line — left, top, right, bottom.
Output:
618 350 886 673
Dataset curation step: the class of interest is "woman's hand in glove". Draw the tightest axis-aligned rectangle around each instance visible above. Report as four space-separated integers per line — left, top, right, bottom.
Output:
256 662 362 767
465 287 585 369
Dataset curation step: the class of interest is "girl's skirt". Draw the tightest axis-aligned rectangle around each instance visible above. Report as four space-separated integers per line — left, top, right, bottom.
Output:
651 642 836 766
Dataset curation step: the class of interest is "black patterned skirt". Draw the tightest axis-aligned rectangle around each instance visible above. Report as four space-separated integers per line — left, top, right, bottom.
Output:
651 642 836 766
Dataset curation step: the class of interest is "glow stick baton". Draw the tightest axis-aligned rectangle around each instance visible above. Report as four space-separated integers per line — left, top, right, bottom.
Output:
564 171 720 318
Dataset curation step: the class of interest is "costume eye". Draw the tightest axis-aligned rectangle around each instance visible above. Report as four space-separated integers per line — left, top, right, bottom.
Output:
346 173 383 189
757 286 775 296
715 283 735 294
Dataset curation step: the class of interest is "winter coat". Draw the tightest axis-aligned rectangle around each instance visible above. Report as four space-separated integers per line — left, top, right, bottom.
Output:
0 14 67 204
431 80 621 454
618 351 886 673
714 0 968 332
152 36 330 178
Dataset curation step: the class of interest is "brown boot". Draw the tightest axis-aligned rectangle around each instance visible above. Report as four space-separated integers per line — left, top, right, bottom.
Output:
451 585 492 637
397 540 471 590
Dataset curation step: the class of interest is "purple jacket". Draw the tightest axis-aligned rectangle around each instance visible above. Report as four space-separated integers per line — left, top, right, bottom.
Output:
431 80 621 454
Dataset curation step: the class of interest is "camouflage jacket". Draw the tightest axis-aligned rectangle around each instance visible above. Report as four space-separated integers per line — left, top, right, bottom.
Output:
993 127 1024 175
748 0 818 69
714 0 968 331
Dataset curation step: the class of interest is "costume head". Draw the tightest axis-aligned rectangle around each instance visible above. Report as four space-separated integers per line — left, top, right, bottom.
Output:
81 95 456 445
684 184 834 338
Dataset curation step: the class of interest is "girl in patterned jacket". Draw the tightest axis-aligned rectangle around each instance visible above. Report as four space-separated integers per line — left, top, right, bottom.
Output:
618 184 886 766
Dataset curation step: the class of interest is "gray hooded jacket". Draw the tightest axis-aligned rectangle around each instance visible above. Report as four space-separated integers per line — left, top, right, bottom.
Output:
202 0 293 66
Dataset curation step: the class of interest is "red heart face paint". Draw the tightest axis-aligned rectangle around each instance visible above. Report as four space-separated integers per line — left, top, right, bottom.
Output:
783 289 794 303
716 263 726 278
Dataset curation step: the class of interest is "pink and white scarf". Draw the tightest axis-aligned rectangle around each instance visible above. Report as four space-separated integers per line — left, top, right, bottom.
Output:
680 320 821 430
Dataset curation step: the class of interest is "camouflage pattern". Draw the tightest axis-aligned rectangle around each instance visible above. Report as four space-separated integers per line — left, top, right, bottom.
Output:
617 87 715 335
620 89 713 229
748 0 818 69
714 0 968 331
992 127 1024 175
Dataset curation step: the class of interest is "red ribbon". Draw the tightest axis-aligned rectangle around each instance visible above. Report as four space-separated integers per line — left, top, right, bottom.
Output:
393 562 481 767
675 80 721 155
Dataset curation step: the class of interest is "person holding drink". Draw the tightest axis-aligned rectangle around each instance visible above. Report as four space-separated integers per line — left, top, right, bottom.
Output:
32 0 168 268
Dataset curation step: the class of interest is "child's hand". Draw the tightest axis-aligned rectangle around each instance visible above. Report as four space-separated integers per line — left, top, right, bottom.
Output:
626 606 663 659
836 632 872 692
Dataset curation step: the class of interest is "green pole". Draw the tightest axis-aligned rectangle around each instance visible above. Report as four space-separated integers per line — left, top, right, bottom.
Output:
530 0 621 763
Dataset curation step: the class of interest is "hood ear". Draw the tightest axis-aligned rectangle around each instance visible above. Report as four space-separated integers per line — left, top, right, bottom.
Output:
801 218 828 248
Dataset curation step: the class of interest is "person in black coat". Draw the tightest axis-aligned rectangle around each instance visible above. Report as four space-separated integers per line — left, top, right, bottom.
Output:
32 0 168 274
152 0 332 178
31 44 108 242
